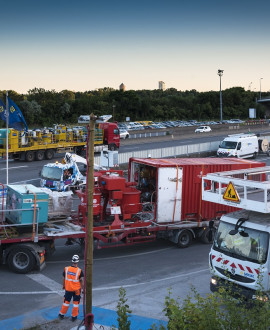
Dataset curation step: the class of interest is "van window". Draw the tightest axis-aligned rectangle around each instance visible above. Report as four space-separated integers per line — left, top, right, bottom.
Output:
114 129 119 135
220 141 237 149
237 142 241 150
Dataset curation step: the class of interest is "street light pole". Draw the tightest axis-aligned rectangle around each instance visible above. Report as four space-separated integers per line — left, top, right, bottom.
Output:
260 78 263 99
217 69 224 122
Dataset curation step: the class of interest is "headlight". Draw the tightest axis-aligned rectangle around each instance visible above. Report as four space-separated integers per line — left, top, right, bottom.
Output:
252 294 269 302
211 277 217 286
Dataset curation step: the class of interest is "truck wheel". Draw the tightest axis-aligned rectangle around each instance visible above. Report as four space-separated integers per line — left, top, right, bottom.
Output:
109 144 116 151
7 247 35 273
177 230 192 248
25 151 35 162
35 150 45 161
45 149 54 160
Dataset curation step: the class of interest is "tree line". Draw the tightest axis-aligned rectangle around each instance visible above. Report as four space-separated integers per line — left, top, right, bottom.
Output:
0 87 267 128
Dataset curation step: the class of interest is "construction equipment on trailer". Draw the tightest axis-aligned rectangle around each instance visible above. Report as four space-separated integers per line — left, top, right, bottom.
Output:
202 166 270 300
0 122 120 161
40 153 87 192
0 158 265 273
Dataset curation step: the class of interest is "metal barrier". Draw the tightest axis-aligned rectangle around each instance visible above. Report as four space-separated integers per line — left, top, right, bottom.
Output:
94 140 221 165
94 135 270 166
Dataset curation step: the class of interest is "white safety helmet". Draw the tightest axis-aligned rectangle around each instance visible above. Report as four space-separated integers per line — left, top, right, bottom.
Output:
72 255 80 263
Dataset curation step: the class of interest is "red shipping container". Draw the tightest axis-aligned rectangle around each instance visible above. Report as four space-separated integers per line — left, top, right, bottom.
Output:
128 158 265 223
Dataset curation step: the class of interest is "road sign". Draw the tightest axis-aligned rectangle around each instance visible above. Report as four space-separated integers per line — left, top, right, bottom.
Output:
223 182 240 202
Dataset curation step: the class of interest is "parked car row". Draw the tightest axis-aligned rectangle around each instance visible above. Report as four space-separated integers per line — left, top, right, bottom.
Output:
117 118 245 133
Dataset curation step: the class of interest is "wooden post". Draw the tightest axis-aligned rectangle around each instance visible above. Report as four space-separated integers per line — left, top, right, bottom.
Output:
85 113 95 328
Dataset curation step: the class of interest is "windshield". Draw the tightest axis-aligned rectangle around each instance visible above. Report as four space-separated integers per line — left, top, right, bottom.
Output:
213 221 269 264
41 166 62 181
220 141 237 149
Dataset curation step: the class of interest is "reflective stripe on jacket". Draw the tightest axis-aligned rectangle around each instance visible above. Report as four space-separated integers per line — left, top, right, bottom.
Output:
64 266 82 291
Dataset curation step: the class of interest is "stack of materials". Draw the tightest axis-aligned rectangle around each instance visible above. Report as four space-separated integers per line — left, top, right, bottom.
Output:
40 188 73 218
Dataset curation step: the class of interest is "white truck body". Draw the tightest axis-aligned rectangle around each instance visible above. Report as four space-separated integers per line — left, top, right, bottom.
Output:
202 166 270 299
217 133 258 159
210 210 270 298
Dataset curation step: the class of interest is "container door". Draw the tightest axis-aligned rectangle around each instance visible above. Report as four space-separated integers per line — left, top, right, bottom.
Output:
156 167 182 223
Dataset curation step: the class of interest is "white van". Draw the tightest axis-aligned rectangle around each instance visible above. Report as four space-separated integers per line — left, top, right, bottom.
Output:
217 133 258 159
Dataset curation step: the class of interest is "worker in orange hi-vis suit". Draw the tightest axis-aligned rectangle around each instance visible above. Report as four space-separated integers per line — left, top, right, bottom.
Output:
58 255 84 322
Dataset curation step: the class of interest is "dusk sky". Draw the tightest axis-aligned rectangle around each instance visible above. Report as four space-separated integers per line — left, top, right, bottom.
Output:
0 0 269 94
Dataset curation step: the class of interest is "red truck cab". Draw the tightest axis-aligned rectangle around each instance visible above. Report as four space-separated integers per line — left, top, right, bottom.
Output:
98 122 120 150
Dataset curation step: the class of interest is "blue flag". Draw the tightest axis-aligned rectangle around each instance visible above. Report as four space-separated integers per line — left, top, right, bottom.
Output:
0 99 6 122
0 97 28 131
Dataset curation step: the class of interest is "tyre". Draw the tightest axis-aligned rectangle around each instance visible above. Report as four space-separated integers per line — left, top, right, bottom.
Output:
35 150 45 161
177 230 192 248
45 149 54 160
25 151 35 162
7 247 35 273
109 144 116 151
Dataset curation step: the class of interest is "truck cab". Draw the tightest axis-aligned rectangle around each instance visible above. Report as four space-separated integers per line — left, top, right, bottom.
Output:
40 153 86 191
210 210 270 299
217 134 258 159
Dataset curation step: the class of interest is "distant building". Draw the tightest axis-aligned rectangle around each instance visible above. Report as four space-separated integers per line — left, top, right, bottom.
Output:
158 81 166 91
119 83 126 92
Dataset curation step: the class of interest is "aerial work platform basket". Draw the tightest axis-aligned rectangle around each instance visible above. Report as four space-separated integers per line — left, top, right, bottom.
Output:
202 166 270 213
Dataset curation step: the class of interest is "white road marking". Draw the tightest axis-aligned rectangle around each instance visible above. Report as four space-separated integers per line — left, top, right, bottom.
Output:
46 247 173 263
11 178 40 184
1 166 28 171
26 273 63 296
0 268 209 295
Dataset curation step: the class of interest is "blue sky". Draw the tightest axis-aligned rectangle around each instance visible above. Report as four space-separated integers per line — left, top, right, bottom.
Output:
0 0 269 93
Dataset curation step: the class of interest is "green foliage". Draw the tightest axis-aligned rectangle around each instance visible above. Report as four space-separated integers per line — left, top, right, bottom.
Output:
158 285 270 330
0 87 268 128
114 287 132 330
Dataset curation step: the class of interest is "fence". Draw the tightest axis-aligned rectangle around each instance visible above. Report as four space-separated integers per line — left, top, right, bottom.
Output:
94 140 221 166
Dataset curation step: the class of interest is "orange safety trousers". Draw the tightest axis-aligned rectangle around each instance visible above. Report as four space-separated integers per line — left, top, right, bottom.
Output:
59 290 81 317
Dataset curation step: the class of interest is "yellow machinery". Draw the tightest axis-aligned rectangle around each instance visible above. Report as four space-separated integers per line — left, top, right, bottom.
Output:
0 124 104 161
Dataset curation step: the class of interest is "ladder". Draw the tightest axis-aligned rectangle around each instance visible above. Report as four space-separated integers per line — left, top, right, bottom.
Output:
202 166 270 213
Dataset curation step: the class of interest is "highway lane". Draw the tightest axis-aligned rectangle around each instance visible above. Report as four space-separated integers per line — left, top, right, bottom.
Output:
1 125 270 185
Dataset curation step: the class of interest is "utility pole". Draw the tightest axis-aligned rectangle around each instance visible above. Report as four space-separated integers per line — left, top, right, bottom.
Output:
217 69 224 122
85 113 95 329
6 91 9 185
260 78 263 99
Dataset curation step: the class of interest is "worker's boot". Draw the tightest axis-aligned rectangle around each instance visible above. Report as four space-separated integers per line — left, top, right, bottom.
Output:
58 314 64 320
71 316 77 322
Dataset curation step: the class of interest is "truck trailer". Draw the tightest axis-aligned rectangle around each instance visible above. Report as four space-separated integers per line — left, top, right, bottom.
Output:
0 158 265 273
0 122 120 161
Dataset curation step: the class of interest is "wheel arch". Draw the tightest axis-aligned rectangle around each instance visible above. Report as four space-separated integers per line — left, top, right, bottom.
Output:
169 228 195 245
3 243 44 269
